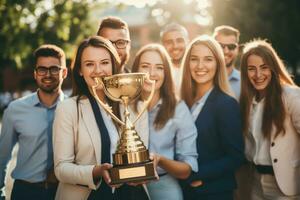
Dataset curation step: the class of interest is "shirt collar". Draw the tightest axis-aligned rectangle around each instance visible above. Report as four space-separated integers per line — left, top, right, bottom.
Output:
252 96 265 105
229 68 240 81
194 87 214 107
32 90 65 108
31 92 41 106
149 99 163 112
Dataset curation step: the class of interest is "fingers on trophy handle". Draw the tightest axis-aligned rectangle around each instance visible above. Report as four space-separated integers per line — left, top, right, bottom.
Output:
92 78 125 126
132 76 156 125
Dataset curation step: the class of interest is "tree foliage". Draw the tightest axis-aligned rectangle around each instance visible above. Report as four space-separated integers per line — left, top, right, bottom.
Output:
211 0 300 70
149 0 300 76
0 0 96 69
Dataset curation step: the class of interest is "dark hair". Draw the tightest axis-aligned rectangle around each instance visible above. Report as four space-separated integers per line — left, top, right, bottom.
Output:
131 43 177 130
34 44 66 67
97 16 129 35
213 25 240 43
240 39 295 139
70 36 121 118
71 36 120 97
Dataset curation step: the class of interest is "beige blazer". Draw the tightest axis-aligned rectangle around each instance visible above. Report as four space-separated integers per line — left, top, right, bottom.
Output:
53 97 149 200
270 86 300 196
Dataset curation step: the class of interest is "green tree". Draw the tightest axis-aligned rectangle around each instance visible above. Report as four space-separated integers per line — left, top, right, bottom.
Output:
211 0 300 75
0 0 96 70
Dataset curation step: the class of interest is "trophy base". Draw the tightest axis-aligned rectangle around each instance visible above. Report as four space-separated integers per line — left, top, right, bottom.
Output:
109 161 156 185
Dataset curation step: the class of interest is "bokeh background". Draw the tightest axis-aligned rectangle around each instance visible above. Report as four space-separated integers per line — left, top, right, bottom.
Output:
0 0 300 198
1 0 300 111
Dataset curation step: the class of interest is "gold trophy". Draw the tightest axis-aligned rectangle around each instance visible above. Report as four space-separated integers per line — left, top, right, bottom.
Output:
91 73 156 184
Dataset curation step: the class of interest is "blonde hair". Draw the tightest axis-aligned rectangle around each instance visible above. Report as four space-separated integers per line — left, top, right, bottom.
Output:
181 35 233 108
131 43 177 130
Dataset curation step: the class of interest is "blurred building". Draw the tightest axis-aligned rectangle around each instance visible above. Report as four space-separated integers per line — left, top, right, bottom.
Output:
1 4 208 100
94 5 207 67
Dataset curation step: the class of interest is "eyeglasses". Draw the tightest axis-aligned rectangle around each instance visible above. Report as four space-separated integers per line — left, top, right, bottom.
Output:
35 65 63 76
218 42 238 51
110 39 130 49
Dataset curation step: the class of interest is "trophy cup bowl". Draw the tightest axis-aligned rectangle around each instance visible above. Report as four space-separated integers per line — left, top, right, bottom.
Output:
101 73 144 103
91 73 156 184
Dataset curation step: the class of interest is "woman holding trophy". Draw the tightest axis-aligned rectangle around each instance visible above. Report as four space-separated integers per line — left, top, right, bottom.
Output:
131 43 198 200
180 35 244 200
53 36 149 200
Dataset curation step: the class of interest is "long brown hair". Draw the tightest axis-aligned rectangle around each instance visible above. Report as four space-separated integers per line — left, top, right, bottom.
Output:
240 39 295 138
181 35 233 108
131 43 177 130
70 36 121 118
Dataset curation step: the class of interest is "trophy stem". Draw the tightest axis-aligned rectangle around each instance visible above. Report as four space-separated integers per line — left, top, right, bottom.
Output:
113 96 149 165
122 96 134 131
95 73 156 184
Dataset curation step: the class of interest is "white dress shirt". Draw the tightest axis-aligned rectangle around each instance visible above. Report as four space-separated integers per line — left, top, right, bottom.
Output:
245 98 272 165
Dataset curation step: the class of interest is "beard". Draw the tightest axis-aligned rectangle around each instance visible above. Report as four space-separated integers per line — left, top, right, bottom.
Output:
37 77 60 94
226 59 234 68
172 57 183 66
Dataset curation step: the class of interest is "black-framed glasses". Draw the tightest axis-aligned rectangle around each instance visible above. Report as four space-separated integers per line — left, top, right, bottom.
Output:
218 42 238 51
110 39 130 49
35 65 63 76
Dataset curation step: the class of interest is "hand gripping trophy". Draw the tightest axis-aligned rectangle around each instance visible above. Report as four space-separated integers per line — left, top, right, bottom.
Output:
91 72 157 184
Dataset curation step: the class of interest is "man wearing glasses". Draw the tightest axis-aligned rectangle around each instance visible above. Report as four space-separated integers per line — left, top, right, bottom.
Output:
97 16 131 73
0 44 67 200
213 25 241 99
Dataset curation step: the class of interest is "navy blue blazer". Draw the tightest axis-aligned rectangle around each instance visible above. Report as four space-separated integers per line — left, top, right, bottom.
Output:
184 87 245 195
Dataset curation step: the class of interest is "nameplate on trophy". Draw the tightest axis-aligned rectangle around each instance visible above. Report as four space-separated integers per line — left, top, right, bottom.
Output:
119 166 146 179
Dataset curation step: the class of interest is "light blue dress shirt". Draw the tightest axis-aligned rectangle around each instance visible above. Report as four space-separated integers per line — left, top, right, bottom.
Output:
148 100 198 174
0 91 65 188
229 68 241 100
147 100 198 200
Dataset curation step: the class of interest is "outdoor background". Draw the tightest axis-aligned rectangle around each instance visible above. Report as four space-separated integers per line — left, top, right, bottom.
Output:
1 0 300 114
0 0 300 199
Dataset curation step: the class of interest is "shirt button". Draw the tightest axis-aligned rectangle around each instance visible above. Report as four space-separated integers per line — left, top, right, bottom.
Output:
271 142 275 147
273 159 278 163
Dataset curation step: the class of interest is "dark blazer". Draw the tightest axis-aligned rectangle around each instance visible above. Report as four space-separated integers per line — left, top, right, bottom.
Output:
183 87 245 197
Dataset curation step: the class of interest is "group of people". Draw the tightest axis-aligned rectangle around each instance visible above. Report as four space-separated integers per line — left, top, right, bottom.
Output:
0 16 299 200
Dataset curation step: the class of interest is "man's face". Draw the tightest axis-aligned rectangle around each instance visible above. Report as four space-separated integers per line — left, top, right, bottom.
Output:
162 30 188 64
34 56 67 94
98 27 130 69
215 34 239 68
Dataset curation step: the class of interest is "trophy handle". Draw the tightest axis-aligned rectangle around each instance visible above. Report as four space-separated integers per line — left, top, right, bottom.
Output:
91 78 125 126
132 76 155 125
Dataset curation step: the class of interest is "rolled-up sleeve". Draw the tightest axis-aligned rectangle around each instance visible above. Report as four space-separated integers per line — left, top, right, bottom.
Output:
174 101 198 172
